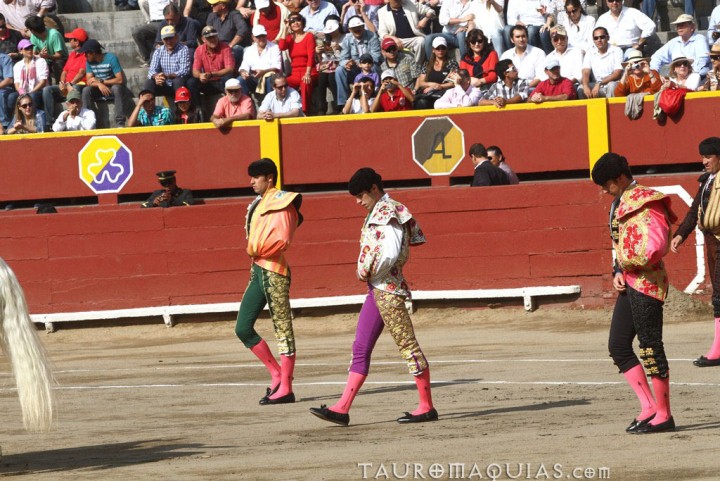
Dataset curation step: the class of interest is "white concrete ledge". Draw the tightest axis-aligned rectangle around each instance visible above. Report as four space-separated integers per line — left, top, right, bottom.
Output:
31 285 581 331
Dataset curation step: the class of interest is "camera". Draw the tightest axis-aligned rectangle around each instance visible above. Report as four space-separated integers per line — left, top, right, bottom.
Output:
630 62 640 69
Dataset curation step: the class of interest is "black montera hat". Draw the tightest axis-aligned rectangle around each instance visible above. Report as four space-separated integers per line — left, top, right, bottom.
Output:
591 153 632 186
699 137 720 156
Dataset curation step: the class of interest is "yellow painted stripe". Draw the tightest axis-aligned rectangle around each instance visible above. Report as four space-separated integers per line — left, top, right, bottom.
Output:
586 98 609 174
258 120 282 187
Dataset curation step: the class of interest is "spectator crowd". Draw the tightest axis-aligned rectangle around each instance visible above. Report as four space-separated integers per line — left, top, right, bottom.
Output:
1 0 720 134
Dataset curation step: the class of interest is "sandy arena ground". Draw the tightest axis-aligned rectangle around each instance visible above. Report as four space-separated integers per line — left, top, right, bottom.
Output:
2 291 720 481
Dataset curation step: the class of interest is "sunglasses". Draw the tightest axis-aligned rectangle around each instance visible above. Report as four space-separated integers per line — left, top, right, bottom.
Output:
566 8 578 13
19 103 32 108
384 46 398 52
505 65 517 73
607 0 621 3
21 46 33 51
434 45 447 50
470 38 484 44
274 84 288 89
551 35 566 41
593 35 607 40
711 55 720 60
675 61 690 67
289 17 302 23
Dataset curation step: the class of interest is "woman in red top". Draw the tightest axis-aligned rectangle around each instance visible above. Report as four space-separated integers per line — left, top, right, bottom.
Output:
278 14 318 114
459 29 498 89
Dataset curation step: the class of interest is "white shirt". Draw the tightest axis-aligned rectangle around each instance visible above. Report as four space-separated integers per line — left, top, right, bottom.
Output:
561 14 595 54
439 0 474 34
149 0 172 21
434 83 481 108
347 97 375 113
467 0 505 37
671 72 701 91
582 44 623 83
650 33 710 77
500 44 547 82
13 56 48 93
708 6 720 45
52 107 97 131
258 86 304 115
595 7 655 48
547 47 584 83
238 41 282 74
506 0 551 28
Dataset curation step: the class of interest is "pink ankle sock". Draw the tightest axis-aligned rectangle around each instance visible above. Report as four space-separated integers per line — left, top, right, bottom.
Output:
269 354 295 399
650 376 671 424
411 368 434 415
249 340 280 390
705 317 720 359
623 364 656 420
330 371 367 414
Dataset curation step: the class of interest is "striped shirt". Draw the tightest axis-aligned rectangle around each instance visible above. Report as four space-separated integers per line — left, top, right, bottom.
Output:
148 43 191 85
483 79 530 101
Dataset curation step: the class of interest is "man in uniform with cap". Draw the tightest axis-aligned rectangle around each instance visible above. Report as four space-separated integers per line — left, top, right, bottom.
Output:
309 167 437 426
42 28 88 126
672 138 720 367
211 77 256 128
529 57 577 103
141 170 195 208
51 89 96 131
128 88 174 126
143 25 191 100
650 14 709 77
336 15 382 106
80 39 129 128
235 158 302 406
592 152 676 434
189 26 236 107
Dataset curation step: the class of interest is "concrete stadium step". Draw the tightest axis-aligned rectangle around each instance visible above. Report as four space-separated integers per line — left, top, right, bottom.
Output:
57 11 144 41
58 0 117 14
103 38 144 70
124 67 149 96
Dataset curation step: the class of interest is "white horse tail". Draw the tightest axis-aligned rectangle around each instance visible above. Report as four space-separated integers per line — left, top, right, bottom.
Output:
0 258 54 433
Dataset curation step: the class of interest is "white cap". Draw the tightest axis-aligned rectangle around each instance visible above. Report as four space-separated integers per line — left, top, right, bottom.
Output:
255 0 270 8
432 36 447 48
381 69 396 80
544 58 560 70
323 19 340 34
347 16 364 29
252 24 268 37
225 78 242 90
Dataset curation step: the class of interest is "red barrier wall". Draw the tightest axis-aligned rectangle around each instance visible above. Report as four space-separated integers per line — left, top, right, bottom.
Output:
607 93 720 167
0 123 262 202
279 105 590 186
0 174 706 315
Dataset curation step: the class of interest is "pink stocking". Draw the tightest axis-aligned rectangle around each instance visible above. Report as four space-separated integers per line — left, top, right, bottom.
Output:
330 371 367 414
705 317 720 359
412 368 434 416
269 354 295 399
650 376 671 424
623 364 656 420
249 340 280 390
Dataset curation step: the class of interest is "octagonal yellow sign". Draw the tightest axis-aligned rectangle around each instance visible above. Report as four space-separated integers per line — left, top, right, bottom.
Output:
411 117 465 176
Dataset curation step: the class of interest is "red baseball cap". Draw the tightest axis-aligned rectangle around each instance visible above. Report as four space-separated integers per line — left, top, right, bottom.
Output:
175 86 191 103
381 37 397 51
64 28 89 43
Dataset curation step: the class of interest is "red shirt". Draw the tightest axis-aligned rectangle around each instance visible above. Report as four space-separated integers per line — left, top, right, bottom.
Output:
533 77 577 100
460 50 499 85
378 90 412 112
63 50 87 84
257 4 282 41
193 42 235 78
